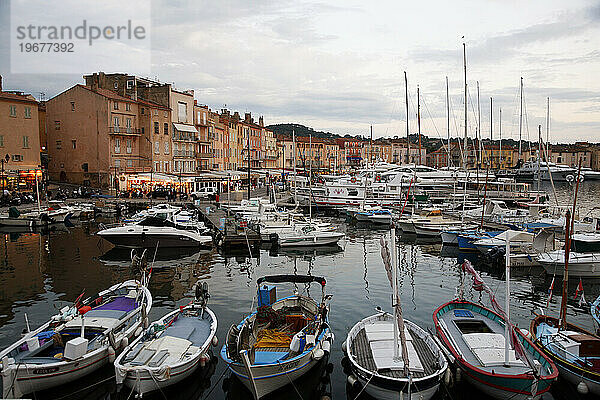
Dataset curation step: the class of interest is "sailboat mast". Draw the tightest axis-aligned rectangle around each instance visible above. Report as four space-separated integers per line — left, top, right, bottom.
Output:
391 229 399 361
463 41 468 169
490 97 493 168
309 132 312 221
405 71 410 165
499 108 502 168
519 77 523 159
537 125 542 194
293 129 297 206
505 232 511 366
477 81 481 168
546 97 550 159
446 76 451 167
417 85 422 165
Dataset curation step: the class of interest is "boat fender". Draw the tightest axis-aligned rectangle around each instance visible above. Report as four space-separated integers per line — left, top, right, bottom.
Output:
134 327 142 338
455 367 462 382
108 346 116 363
322 339 331 354
444 368 452 386
577 381 589 395
313 348 325 361
120 336 129 350
347 374 361 390
200 353 208 367
519 328 531 338
212 336 219 347
341 340 347 354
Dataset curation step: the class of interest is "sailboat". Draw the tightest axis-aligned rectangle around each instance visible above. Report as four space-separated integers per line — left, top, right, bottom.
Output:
531 210 600 395
434 251 558 399
344 229 448 400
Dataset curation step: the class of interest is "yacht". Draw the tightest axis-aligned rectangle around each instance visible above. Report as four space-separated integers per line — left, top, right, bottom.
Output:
97 216 212 248
517 160 577 182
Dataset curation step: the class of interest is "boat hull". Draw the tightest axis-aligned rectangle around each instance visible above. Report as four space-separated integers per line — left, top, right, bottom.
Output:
278 233 344 247
99 233 212 249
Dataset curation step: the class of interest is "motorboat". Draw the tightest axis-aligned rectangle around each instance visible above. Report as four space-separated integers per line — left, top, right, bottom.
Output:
221 275 334 399
115 282 218 396
97 216 213 248
1 275 152 398
473 230 534 254
537 250 600 278
277 225 344 247
344 232 448 400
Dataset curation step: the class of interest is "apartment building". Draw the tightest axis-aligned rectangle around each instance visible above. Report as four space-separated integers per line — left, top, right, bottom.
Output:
0 76 42 189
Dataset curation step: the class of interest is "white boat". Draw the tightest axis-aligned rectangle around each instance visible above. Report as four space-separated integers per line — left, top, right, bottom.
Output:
97 216 213 249
538 250 600 277
440 225 479 245
1 277 152 398
413 220 458 238
582 167 600 181
221 275 334 399
474 230 534 254
277 226 344 247
115 282 218 396
344 232 448 400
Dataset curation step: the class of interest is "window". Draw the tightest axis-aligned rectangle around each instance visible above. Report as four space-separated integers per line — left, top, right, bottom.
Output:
20 136 29 148
154 141 159 154
9 105 16 117
141 127 145 135
126 118 132 133
178 102 187 123
113 117 119 132
114 138 120 153
56 140 62 149
0 135 3 147
164 142 169 154
126 103 131 111
113 102 118 110
24 107 31 118
154 122 159 134
164 123 168 135
126 139 132 154
164 161 169 172
71 102 75 111
11 154 23 162
141 107 145 115
114 159 121 168
71 139 76 149
164 111 168 118
55 120 60 130
127 80 134 89
127 159 133 167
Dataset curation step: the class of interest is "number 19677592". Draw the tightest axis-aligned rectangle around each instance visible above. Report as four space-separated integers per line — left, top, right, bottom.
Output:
19 42 74 52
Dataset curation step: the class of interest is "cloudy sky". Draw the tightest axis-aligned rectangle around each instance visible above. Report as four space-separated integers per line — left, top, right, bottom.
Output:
1 0 599 143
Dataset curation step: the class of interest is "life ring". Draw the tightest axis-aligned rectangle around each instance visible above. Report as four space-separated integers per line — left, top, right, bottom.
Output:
375 175 381 182
350 177 357 183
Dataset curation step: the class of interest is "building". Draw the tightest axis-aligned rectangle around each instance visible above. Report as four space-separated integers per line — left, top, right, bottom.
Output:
47 84 152 188
550 144 592 169
0 76 42 190
336 138 365 168
390 139 426 165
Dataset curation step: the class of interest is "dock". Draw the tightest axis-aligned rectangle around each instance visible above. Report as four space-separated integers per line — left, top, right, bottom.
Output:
196 202 262 251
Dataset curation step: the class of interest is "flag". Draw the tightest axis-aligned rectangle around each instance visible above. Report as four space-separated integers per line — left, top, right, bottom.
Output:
546 276 555 308
574 278 584 300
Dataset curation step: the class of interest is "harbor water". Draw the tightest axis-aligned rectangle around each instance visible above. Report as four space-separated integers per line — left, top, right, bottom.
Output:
1 181 599 400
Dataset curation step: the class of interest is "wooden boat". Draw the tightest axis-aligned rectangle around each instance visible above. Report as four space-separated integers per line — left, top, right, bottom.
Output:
0 277 152 398
344 231 448 400
434 258 558 400
115 282 218 396
221 275 334 399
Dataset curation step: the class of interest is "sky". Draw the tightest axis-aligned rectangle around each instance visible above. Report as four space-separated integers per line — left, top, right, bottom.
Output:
1 0 599 144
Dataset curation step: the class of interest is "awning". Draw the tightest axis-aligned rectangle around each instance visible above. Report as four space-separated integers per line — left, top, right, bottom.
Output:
173 123 198 133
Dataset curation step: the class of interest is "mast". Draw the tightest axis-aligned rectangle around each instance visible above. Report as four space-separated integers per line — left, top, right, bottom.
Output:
477 81 481 168
499 108 502 169
504 231 511 366
546 97 550 160
490 97 493 168
446 76 451 167
417 85 422 165
537 125 542 195
370 124 373 165
405 71 410 165
391 229 399 361
309 132 312 221
463 41 468 169
293 129 297 206
248 118 251 200
519 77 523 159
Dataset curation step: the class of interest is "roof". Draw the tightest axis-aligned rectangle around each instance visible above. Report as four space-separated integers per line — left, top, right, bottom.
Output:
76 84 136 103
0 91 38 104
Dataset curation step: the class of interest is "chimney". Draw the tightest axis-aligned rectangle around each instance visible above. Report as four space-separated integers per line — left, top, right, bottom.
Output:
259 116 264 127
90 73 99 92
233 111 240 121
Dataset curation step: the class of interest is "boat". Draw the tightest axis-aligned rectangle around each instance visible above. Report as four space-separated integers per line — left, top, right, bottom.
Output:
115 282 218 396
571 232 600 253
473 230 534 254
354 208 393 225
220 274 334 399
440 225 479 246
413 220 459 238
344 230 448 400
97 216 213 248
0 259 152 398
457 231 502 252
277 225 344 247
434 260 558 399
537 250 600 278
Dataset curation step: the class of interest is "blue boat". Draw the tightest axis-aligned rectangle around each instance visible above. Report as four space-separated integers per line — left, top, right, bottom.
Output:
457 231 502 252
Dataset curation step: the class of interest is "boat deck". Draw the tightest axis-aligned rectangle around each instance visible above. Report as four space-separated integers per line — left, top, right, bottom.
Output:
350 326 438 379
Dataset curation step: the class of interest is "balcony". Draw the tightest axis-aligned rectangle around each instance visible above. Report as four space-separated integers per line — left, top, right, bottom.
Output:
172 134 198 142
196 151 212 159
174 150 196 158
109 127 141 135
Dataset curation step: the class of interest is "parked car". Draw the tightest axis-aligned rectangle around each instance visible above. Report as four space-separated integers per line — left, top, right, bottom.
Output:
190 187 217 200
